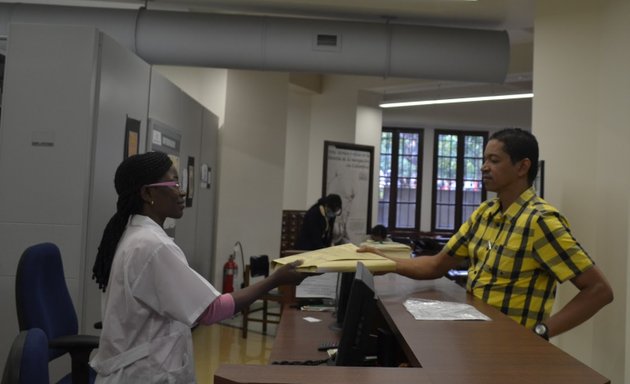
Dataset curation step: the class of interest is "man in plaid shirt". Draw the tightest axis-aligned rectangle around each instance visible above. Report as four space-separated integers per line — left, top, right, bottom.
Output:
362 128 613 340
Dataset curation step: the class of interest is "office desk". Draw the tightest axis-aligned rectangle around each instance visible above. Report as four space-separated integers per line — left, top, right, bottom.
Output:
216 275 609 384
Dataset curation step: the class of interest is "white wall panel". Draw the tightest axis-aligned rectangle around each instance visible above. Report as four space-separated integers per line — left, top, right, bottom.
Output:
213 70 289 288
0 23 100 375
148 71 203 264
81 32 152 334
283 89 312 210
0 23 217 375
0 24 98 225
533 1 629 382
193 110 219 280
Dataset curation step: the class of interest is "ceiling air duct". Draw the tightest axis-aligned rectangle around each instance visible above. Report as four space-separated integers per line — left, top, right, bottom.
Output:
0 3 510 82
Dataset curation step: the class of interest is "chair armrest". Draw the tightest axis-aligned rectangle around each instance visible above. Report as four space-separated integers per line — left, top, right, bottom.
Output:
49 334 99 353
49 335 99 384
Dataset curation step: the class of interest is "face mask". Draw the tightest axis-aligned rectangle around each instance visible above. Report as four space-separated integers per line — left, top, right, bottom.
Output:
326 210 337 219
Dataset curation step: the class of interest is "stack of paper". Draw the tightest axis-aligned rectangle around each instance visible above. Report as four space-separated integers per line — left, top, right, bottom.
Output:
272 243 396 273
359 241 412 259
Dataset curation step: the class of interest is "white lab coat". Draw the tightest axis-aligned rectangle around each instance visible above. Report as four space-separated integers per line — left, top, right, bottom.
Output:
90 215 219 383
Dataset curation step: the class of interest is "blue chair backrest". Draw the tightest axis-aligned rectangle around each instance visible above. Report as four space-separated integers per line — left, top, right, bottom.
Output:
1 328 49 384
15 242 79 361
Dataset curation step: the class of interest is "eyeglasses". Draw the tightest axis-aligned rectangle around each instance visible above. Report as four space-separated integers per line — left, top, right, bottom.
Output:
144 181 182 190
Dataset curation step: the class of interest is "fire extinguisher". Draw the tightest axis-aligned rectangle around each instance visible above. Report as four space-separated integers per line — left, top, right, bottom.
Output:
222 254 238 293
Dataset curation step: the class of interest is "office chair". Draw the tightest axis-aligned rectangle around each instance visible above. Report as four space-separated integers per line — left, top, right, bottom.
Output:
15 242 99 384
241 254 285 338
1 328 50 384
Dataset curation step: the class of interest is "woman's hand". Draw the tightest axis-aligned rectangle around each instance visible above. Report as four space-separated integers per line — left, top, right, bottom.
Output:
232 260 309 313
272 260 309 286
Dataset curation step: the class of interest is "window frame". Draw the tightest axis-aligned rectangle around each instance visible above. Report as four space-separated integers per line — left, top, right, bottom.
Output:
379 127 424 232
431 129 488 232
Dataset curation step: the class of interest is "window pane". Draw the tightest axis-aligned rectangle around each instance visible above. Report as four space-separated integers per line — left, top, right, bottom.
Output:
397 178 416 202
397 132 419 228
435 134 458 230
433 131 486 232
398 132 419 179
380 128 422 230
464 135 484 157
461 134 485 224
381 132 393 154
399 155 418 180
436 184 456 203
378 202 389 226
435 204 455 230
399 133 418 155
463 189 482 204
396 202 416 228
438 134 457 156
463 158 482 180
437 157 457 179
379 155 391 201
462 204 476 223
379 131 392 206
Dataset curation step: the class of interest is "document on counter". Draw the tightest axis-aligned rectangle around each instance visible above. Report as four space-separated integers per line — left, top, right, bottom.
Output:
403 298 491 321
296 272 337 299
272 243 396 273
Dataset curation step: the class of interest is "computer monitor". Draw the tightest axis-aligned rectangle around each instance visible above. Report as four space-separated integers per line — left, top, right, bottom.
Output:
332 271 354 330
334 262 378 367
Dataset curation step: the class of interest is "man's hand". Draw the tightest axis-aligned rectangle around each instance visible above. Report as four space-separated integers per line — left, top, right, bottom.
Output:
357 245 388 258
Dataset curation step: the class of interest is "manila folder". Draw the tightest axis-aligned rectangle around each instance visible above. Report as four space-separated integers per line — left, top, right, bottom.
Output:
272 243 396 273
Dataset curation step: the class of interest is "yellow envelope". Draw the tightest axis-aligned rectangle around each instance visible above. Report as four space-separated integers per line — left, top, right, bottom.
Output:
359 241 412 259
272 243 396 273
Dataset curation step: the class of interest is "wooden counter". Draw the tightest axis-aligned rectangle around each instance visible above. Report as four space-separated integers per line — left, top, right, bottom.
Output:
216 275 609 384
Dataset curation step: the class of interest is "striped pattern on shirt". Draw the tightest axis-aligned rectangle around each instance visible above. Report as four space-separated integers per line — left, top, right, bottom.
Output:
444 188 594 329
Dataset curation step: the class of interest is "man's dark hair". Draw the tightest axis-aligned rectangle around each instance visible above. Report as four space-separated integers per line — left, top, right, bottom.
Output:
490 128 539 185
92 151 173 291
371 224 388 239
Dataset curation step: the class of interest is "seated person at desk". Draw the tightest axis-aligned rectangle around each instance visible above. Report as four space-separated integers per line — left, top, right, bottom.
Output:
360 128 613 340
366 224 391 243
295 194 342 250
90 152 308 383
360 225 412 259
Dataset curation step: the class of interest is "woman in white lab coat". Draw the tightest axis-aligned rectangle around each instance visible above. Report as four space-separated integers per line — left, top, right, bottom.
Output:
90 151 306 383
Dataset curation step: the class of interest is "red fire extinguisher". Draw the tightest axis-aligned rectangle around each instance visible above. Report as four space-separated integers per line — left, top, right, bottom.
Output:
222 254 238 293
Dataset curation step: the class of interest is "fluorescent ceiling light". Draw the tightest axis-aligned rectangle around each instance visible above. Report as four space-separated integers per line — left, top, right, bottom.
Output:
379 93 534 108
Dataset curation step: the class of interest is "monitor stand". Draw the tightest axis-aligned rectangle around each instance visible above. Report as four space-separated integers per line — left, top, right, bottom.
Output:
328 320 342 333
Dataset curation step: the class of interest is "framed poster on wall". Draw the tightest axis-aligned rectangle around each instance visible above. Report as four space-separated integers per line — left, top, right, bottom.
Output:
123 115 140 159
323 141 374 245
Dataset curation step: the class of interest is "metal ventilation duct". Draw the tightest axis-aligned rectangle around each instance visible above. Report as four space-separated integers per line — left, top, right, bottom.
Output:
0 3 510 82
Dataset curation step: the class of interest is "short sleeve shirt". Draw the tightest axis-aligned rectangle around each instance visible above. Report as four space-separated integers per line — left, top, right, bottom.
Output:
444 188 594 329
91 215 220 382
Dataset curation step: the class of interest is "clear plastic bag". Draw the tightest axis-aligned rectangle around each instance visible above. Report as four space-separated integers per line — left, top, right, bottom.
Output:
403 298 491 321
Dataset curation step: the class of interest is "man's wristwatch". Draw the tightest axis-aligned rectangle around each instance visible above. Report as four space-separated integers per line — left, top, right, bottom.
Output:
534 323 549 340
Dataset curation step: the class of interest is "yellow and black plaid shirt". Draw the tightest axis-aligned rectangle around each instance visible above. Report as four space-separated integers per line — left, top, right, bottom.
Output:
444 188 594 329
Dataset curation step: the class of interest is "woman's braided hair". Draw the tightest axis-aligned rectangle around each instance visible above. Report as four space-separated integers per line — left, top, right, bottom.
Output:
92 151 173 291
